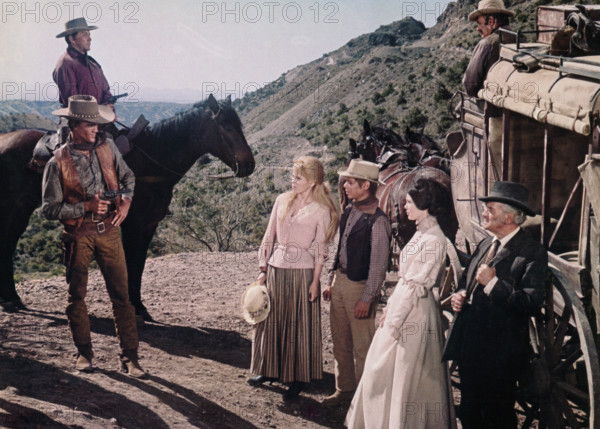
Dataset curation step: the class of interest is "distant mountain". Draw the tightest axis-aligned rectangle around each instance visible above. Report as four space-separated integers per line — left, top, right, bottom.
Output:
0 113 56 133
0 101 193 133
135 87 207 103
231 0 541 170
1 0 542 158
2 0 560 270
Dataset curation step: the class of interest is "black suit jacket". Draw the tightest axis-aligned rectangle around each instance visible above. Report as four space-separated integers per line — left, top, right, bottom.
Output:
443 229 547 378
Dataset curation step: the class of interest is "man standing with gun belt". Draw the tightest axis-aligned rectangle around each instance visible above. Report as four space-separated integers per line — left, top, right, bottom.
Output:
42 94 146 378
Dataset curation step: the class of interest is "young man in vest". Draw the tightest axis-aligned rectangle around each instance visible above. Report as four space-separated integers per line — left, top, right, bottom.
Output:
322 159 391 406
42 95 145 378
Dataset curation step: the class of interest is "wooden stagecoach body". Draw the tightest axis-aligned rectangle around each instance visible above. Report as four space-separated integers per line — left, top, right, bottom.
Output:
447 6 600 427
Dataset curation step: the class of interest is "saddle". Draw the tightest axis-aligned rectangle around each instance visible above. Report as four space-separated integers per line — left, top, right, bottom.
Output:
28 114 149 173
567 5 600 56
378 149 409 170
29 130 66 173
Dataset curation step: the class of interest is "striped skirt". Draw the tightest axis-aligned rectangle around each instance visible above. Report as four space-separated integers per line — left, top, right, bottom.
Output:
250 266 322 383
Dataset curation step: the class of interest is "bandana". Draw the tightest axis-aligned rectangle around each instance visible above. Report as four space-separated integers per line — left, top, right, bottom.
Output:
352 195 378 214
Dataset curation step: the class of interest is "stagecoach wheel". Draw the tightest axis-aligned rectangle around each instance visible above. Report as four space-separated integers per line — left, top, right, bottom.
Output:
519 267 600 429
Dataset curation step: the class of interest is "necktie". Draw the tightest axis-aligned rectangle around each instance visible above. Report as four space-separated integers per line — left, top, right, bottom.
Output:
467 239 500 296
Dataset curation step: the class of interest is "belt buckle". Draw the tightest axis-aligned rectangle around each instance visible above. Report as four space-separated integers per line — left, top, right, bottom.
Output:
91 212 98 222
97 222 106 234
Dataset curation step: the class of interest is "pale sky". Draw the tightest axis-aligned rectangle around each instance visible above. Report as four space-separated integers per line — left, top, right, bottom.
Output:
1 0 452 102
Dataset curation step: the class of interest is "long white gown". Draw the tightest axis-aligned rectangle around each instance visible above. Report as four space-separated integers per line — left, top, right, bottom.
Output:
345 215 455 429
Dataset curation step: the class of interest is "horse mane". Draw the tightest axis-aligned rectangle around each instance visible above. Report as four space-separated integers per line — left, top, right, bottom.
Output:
148 99 242 142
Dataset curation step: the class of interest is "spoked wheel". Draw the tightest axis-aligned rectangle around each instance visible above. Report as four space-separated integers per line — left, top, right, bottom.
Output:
519 266 600 428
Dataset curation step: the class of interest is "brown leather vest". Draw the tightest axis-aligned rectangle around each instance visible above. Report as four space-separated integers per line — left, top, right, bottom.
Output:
54 141 119 226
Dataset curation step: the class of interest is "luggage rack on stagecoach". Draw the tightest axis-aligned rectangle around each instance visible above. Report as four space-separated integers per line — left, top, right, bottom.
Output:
498 27 600 83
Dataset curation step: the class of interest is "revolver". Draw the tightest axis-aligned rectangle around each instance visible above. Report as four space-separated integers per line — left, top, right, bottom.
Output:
101 190 132 209
106 93 128 104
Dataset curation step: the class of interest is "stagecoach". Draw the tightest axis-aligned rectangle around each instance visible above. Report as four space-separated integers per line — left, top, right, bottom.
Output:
446 5 600 427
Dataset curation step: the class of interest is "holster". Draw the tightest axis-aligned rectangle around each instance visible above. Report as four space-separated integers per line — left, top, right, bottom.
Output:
61 214 116 283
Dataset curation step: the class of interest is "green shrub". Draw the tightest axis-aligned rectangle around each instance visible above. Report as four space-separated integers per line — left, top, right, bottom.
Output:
403 107 428 129
372 92 385 105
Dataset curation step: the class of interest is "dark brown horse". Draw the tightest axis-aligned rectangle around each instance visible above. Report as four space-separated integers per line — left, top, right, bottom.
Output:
0 94 255 320
342 120 457 250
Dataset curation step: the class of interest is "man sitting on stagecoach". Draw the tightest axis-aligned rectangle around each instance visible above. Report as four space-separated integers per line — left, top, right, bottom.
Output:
463 0 516 180
41 94 146 378
463 0 515 97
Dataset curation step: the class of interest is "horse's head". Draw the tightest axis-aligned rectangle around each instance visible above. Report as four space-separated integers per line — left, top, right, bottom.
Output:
203 94 255 177
356 120 408 164
354 120 381 162
403 126 447 165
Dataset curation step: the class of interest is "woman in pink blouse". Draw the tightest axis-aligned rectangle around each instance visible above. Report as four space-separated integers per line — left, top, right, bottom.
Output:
248 156 339 400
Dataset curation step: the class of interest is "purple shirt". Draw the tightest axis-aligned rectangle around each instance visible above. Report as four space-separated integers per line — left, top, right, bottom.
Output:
53 47 112 106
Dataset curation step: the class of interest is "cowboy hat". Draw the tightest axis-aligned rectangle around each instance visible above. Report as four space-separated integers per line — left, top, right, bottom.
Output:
56 17 98 38
468 0 515 21
479 181 535 216
338 159 385 185
241 281 271 325
52 95 115 124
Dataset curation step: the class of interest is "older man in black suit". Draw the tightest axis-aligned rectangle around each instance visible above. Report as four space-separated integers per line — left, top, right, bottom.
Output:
443 181 547 429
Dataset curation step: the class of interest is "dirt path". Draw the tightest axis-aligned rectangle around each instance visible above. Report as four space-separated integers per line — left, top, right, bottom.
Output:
0 252 355 429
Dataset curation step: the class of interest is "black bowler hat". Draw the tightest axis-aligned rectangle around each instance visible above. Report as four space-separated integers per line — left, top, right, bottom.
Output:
479 181 535 216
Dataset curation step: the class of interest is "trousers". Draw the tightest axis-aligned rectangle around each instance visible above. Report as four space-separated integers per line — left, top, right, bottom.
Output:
330 270 376 392
64 226 138 360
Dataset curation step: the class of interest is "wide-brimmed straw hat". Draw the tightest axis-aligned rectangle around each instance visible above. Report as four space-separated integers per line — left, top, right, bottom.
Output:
338 159 385 185
479 181 535 216
468 0 515 21
56 17 98 38
241 281 271 325
52 95 115 124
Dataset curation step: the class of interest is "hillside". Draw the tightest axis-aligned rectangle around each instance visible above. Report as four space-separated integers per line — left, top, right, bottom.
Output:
0 0 578 273
0 101 192 131
232 0 545 171
0 113 56 133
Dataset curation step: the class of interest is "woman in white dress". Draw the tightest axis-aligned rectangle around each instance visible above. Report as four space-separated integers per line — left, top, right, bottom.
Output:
345 178 455 429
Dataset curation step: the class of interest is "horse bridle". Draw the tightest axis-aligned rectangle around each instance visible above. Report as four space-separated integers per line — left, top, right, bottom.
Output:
358 134 387 162
133 106 238 180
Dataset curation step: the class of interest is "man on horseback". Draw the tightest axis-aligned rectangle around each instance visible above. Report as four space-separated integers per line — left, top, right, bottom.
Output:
41 95 146 378
52 17 137 154
322 159 391 407
53 17 113 108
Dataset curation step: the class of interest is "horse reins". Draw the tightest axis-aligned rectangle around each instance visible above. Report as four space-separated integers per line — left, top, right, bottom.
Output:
132 106 238 181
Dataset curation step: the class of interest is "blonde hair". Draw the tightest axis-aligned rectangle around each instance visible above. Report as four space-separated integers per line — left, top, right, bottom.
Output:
283 156 340 243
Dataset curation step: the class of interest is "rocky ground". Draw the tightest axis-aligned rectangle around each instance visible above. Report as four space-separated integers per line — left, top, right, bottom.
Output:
3 250 540 429
0 251 372 429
